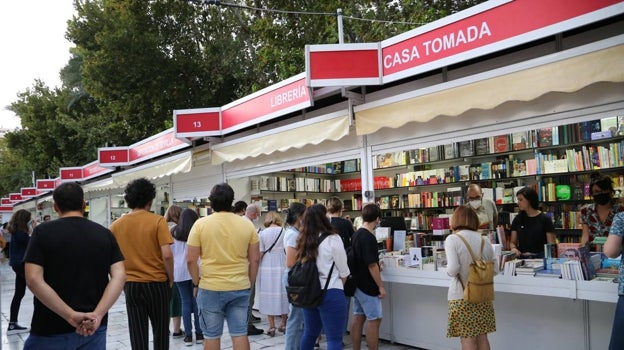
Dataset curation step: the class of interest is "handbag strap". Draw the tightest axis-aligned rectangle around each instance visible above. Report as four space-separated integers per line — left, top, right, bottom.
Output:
454 233 485 263
263 228 283 254
454 233 485 290
323 262 335 291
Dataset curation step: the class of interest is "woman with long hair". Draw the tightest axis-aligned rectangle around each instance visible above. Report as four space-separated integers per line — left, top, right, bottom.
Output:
7 209 32 334
297 204 349 350
172 208 202 346
283 202 307 350
164 205 183 339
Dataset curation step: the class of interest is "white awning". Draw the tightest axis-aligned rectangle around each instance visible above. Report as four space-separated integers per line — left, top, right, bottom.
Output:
82 178 116 193
355 38 624 135
112 151 193 187
211 111 350 165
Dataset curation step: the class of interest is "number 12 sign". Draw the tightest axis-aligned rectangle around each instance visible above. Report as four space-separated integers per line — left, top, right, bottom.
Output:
174 108 221 139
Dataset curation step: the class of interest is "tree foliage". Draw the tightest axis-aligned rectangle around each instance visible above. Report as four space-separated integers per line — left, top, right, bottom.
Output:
1 0 485 195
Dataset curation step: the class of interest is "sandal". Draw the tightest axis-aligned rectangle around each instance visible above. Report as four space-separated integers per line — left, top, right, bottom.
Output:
278 325 286 333
267 327 276 337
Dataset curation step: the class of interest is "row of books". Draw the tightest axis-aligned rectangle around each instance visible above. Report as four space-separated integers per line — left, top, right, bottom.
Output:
287 159 360 174
373 117 622 168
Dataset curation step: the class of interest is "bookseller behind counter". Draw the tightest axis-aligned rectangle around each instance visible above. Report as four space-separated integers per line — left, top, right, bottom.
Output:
509 187 556 258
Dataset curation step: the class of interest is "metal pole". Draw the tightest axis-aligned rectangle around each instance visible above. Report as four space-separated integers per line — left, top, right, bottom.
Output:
337 8 344 44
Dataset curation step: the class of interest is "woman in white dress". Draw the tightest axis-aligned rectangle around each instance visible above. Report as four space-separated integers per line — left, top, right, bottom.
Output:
258 211 289 336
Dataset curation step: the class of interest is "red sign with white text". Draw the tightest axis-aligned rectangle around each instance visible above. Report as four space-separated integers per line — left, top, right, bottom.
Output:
381 0 622 82
98 148 130 167
9 193 23 202
37 179 57 191
60 168 83 181
221 74 312 133
1 198 12 205
21 188 37 197
174 108 221 138
129 129 188 163
0 206 13 212
82 161 113 180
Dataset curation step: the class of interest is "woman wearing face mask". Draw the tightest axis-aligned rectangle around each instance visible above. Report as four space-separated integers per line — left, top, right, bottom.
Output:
580 172 624 246
465 183 498 231
509 187 556 258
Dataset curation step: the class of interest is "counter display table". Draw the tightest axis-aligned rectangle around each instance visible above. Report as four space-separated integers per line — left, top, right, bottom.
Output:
379 268 617 350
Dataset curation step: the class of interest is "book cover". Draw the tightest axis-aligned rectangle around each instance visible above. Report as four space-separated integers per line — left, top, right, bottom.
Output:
267 199 278 212
428 146 440 162
601 116 618 135
492 135 510 153
444 143 457 160
512 131 528 150
579 120 602 141
538 128 553 147
458 140 474 157
408 149 422 164
474 138 489 155
343 159 358 173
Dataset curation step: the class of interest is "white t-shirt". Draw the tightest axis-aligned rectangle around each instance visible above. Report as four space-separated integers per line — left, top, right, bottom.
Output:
317 233 350 290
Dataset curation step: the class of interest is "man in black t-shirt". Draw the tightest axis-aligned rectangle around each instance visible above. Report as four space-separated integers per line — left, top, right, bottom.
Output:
350 203 386 350
23 182 125 349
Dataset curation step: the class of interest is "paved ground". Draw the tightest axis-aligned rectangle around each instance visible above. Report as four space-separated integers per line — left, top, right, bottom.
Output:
1 261 417 349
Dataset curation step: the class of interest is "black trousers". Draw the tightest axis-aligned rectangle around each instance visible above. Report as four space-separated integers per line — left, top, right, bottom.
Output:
124 281 171 350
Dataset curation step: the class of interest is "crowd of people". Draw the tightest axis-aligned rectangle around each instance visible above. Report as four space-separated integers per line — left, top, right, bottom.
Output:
3 174 624 350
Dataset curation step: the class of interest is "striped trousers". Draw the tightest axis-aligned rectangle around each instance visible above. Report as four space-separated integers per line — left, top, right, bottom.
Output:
124 281 172 350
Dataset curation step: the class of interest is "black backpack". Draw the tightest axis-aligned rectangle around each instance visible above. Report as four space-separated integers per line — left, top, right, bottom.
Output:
286 234 335 308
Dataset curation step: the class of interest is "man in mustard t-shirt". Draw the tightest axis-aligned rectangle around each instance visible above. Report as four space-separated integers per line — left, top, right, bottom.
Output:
110 178 174 350
187 183 260 350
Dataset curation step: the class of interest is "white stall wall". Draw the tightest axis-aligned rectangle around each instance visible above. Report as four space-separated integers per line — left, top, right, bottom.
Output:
172 162 224 202
89 196 109 227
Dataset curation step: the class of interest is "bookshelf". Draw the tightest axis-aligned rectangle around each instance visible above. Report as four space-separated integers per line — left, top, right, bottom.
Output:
371 116 624 242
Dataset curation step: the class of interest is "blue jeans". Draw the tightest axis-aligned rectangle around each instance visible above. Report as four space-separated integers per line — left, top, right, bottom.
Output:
610 295 624 350
196 288 250 339
24 326 106 350
176 280 202 337
301 289 347 350
285 303 304 350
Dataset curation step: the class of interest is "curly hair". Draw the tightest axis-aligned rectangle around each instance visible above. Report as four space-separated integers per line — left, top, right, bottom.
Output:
124 178 156 209
296 204 337 261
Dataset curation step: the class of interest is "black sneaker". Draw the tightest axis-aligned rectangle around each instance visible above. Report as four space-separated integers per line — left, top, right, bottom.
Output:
247 325 264 336
172 330 184 338
7 323 29 335
183 336 193 347
196 334 204 344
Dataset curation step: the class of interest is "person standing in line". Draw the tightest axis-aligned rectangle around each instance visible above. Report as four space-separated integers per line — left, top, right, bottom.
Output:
327 196 355 340
172 208 203 346
243 203 264 335
298 204 350 350
257 211 288 336
233 201 248 216
23 182 126 349
1 222 10 261
605 211 624 350
165 205 184 339
580 172 624 245
465 183 498 231
509 186 556 258
283 202 307 350
110 178 174 350
350 203 385 350
444 205 496 350
187 183 260 350
6 209 32 334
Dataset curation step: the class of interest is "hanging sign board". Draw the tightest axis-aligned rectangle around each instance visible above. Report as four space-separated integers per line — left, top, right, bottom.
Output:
0 206 13 212
21 188 37 197
9 193 23 202
98 147 130 167
1 198 12 205
37 179 57 192
174 108 221 139
306 43 382 87
60 167 83 182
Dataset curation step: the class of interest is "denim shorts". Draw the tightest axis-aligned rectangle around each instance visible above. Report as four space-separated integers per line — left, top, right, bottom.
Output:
352 287 382 320
196 288 250 338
